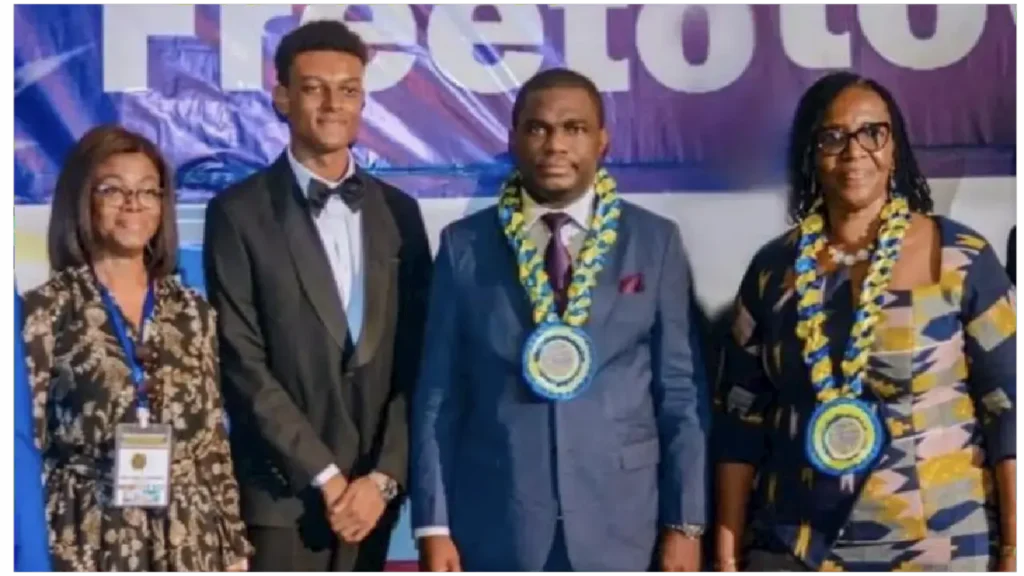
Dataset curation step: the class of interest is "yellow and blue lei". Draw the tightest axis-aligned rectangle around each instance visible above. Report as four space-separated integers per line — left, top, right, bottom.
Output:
496 169 622 400
794 194 912 475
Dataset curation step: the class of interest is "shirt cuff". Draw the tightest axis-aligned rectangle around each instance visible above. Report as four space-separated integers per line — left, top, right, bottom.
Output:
312 464 341 488
414 526 451 539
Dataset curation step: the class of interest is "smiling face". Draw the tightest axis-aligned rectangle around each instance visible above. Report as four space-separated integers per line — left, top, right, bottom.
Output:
89 152 164 259
510 86 609 206
815 84 895 215
273 50 365 155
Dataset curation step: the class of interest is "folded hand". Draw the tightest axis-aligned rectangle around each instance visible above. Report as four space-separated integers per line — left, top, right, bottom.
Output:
330 476 386 543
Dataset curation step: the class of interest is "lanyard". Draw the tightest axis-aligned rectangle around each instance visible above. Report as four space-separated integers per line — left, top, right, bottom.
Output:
97 279 156 427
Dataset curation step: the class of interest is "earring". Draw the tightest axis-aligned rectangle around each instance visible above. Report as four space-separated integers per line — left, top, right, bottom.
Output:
888 172 897 196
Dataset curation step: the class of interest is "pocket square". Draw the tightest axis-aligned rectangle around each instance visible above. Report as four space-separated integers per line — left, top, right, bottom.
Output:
619 273 645 294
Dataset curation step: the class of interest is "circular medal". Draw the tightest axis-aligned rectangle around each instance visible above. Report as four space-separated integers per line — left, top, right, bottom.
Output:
522 323 595 401
805 398 884 476
131 453 147 471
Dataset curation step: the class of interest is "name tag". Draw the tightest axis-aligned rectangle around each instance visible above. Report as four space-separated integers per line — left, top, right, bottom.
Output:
113 424 173 508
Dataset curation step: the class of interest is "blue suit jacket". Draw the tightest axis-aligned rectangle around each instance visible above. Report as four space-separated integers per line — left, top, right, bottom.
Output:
15 289 51 571
410 202 709 570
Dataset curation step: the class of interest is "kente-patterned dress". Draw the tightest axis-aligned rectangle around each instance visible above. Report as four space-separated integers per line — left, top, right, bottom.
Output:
716 216 1015 571
22 265 253 571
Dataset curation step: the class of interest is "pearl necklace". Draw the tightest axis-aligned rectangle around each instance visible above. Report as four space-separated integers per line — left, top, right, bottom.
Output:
828 244 873 267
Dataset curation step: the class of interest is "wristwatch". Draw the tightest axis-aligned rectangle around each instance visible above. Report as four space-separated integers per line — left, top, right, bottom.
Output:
370 472 399 503
665 524 706 539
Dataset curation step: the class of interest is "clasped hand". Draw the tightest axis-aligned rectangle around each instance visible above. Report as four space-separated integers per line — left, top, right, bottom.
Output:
321 474 386 544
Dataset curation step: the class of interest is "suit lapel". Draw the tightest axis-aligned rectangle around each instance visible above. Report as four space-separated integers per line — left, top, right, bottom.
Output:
350 169 401 369
268 154 351 353
583 206 631 338
495 217 532 341
495 204 630 348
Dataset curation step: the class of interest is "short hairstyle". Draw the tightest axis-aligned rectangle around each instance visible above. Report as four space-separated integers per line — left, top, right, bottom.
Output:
786 71 933 222
511 68 606 129
48 125 179 277
274 19 369 86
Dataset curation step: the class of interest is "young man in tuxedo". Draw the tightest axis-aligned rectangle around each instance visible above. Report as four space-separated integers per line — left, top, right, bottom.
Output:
203 20 431 571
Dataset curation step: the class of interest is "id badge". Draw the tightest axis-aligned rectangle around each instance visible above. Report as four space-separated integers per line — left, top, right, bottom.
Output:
113 423 173 508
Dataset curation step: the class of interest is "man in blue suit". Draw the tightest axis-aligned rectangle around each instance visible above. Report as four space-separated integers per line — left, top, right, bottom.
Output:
15 289 51 571
410 68 708 571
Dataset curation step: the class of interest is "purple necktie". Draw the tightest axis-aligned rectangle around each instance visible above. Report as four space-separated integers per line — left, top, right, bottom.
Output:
542 212 574 315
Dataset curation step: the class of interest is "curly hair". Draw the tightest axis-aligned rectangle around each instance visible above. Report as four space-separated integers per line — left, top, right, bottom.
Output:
786 71 933 222
274 20 369 86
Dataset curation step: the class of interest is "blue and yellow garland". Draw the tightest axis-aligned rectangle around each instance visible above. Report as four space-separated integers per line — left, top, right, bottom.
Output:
794 194 912 474
497 168 622 326
497 168 622 401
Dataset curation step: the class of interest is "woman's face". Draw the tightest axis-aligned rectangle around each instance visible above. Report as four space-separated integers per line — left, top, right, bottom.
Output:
90 152 164 259
815 85 895 214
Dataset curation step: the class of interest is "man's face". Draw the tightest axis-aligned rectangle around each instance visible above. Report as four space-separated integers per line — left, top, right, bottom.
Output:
274 50 365 154
510 86 608 205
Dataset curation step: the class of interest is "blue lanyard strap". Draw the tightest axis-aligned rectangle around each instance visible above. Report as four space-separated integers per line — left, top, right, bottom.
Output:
97 279 156 411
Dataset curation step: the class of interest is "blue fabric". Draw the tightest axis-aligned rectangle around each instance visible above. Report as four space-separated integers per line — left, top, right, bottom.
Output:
410 202 709 570
14 288 51 571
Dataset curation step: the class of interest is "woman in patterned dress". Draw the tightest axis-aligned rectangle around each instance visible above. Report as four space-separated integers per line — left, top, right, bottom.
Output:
713 72 1016 571
21 125 253 571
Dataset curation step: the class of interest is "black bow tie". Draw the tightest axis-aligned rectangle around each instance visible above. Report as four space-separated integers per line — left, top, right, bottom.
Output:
307 177 364 215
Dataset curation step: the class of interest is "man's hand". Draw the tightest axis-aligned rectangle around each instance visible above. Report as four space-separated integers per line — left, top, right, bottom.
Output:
225 559 248 572
659 529 702 571
419 535 462 571
330 476 386 543
321 473 348 512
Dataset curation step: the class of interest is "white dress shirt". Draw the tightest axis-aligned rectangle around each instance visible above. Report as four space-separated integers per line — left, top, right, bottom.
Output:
522 186 595 261
413 186 596 540
286 147 366 489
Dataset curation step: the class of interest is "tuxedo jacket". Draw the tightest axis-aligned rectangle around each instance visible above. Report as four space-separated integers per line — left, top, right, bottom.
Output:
203 153 431 527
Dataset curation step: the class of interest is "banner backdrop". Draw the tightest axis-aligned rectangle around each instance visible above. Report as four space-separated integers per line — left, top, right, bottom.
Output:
15 4 1016 203
13 4 1017 566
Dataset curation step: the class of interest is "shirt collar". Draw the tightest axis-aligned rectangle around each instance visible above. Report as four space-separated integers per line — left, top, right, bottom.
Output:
286 145 357 198
522 186 595 233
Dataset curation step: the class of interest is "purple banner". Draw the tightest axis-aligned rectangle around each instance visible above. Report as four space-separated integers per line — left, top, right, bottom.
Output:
14 4 1016 203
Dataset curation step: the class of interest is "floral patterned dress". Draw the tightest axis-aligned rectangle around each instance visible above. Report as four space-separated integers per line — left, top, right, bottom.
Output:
22 265 253 571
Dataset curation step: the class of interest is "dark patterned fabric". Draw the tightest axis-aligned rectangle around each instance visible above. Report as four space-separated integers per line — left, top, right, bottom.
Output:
22 266 253 571
715 216 1015 570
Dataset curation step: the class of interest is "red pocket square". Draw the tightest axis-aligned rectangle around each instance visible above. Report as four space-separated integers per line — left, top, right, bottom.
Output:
619 273 645 294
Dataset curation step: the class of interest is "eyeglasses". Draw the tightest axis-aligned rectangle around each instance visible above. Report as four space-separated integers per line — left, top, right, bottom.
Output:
93 184 164 209
815 122 892 156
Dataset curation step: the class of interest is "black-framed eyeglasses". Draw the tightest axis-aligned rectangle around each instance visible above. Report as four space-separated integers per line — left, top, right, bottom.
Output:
93 184 165 209
815 122 892 156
